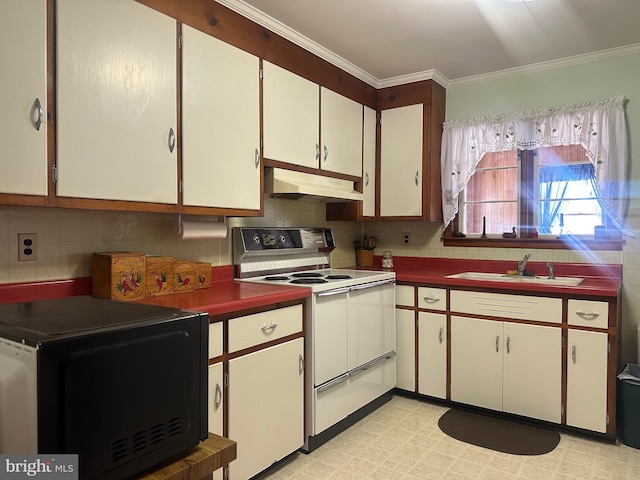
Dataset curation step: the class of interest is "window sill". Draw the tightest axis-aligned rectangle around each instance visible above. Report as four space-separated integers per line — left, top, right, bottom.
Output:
442 235 624 251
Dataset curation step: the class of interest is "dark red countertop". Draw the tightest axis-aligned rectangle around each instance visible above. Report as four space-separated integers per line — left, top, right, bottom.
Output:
0 265 311 315
366 256 622 297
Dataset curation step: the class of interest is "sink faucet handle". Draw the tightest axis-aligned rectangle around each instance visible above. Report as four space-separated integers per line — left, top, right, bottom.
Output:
545 262 555 279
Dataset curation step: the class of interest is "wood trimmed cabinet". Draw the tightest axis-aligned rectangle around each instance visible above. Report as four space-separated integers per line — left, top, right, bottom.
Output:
395 283 620 441
209 301 305 480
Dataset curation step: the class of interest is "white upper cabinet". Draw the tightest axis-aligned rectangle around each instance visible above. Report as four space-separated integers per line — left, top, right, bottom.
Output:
181 25 260 210
362 106 376 217
262 61 319 169
0 0 48 196
56 0 177 204
380 104 423 217
320 87 363 177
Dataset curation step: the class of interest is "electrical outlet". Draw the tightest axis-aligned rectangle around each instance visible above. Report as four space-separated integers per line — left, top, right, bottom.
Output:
18 233 37 261
403 232 410 245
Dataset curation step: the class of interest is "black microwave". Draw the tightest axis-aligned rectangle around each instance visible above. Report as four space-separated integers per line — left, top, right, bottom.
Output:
0 296 208 480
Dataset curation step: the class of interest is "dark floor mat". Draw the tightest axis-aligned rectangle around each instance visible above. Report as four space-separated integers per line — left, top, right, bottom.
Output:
438 409 560 455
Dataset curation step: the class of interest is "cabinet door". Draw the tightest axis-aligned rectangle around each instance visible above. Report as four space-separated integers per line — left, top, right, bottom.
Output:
320 87 363 177
262 61 319 169
380 104 423 217
181 25 260 210
502 323 561 423
418 312 447 399
395 308 415 391
567 329 608 433
56 0 177 204
450 316 502 411
362 106 376 217
207 362 224 480
0 1 47 196
228 338 304 480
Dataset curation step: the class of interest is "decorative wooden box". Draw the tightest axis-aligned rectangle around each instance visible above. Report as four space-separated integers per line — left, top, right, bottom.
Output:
193 262 211 290
145 256 174 297
174 260 195 293
92 252 146 301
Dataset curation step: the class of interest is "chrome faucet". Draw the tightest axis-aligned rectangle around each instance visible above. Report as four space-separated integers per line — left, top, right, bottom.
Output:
546 262 555 279
517 253 531 276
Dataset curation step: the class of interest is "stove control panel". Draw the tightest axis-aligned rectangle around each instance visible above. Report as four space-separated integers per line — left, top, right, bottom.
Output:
233 227 335 260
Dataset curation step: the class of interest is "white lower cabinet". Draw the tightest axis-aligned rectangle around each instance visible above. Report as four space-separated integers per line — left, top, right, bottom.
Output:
566 329 609 433
395 308 415 391
228 338 304 480
207 362 224 480
418 312 447 399
450 316 561 422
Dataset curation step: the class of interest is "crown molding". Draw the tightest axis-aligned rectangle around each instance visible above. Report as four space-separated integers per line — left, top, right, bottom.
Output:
216 1 640 91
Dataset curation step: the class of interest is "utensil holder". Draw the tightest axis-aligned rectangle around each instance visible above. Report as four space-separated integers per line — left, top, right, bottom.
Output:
355 249 374 267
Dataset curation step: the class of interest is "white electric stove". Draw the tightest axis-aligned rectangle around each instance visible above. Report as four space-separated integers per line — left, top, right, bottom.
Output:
232 227 396 452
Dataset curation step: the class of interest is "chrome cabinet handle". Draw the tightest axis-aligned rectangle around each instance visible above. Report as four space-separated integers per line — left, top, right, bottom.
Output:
495 335 500 353
422 295 440 304
261 323 277 333
168 127 176 153
323 145 328 162
415 171 419 186
506 335 511 354
214 382 222 411
576 311 600 320
32 97 44 131
365 172 369 186
315 143 320 160
299 354 304 375
572 343 576 364
254 148 260 169
438 327 443 344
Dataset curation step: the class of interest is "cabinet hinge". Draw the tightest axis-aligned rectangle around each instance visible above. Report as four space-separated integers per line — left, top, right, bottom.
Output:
224 465 229 480
51 165 58 183
561 404 564 416
178 33 183 49
259 68 264 80
608 342 611 355
561 334 563 349
224 372 229 387
179 179 183 194
606 413 610 425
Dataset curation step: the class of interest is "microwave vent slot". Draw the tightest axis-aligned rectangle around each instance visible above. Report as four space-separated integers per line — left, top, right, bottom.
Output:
110 416 185 463
168 416 183 437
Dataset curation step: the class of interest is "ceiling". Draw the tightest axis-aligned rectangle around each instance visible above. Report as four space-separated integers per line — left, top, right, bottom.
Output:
218 0 640 87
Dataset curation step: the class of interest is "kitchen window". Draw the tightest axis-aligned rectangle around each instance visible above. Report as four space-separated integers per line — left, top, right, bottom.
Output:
460 145 604 237
441 96 629 249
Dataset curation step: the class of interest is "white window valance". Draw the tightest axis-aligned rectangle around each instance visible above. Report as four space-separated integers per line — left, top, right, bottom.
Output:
441 96 629 235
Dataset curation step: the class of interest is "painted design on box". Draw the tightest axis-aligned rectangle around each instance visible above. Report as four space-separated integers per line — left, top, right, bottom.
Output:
115 269 144 299
176 272 191 288
151 271 170 293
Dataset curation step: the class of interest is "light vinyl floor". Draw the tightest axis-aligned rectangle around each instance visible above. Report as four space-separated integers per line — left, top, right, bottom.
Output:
255 396 640 480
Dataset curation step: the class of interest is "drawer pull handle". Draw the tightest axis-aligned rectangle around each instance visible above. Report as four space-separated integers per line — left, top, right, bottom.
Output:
423 295 440 304
495 334 500 353
576 311 600 320
168 127 176 153
438 327 443 344
365 172 370 186
299 354 304 375
32 97 44 131
214 383 222 411
506 335 511 354
572 343 576 364
254 148 260 169
261 323 277 333
323 144 329 162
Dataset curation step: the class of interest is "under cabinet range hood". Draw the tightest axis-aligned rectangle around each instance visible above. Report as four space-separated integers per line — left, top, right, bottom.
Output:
265 168 363 202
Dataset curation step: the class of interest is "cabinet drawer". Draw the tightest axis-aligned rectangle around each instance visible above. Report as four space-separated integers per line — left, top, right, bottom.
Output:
417 287 446 311
209 321 223 359
568 300 609 329
450 290 561 324
396 285 414 307
228 304 302 352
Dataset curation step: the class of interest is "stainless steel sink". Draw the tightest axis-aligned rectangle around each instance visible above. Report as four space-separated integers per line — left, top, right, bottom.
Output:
446 271 584 286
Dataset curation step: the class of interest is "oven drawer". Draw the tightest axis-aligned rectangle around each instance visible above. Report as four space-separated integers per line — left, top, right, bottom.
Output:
228 304 302 353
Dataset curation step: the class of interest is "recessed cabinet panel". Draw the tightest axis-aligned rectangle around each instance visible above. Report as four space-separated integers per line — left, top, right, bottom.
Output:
262 61 319 169
418 312 447 399
395 308 415 391
362 106 376 217
380 104 423 217
320 87 363 177
0 0 47 196
451 290 561 323
208 321 223 359
396 285 415 308
182 25 260 210
56 0 177 203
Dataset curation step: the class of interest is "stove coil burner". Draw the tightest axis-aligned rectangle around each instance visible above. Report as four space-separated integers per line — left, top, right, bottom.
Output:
325 274 352 280
290 278 328 284
264 276 290 281
291 272 324 278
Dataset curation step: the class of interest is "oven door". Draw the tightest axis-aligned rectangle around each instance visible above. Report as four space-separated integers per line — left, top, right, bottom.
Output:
312 287 349 386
